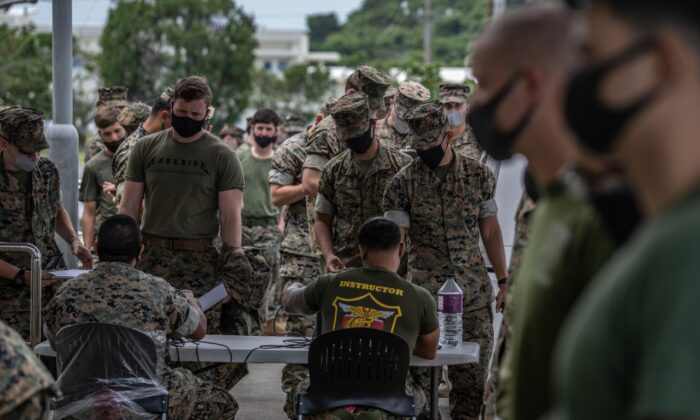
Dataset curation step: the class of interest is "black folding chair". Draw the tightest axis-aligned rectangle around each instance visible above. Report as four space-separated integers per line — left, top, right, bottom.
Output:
50 322 169 419
296 327 416 419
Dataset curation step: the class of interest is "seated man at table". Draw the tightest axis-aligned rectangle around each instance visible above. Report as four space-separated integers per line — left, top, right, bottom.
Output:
283 217 439 419
43 215 237 420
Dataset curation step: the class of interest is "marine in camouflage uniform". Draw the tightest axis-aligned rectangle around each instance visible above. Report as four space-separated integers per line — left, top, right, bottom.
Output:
383 102 505 419
439 83 482 160
375 80 430 152
316 92 411 269
269 129 325 418
85 86 129 162
303 65 391 174
43 261 238 419
0 108 69 340
0 320 57 419
484 192 536 419
112 87 173 206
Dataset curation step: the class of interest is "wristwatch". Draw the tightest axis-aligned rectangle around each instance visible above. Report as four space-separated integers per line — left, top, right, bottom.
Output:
13 269 26 287
497 277 508 286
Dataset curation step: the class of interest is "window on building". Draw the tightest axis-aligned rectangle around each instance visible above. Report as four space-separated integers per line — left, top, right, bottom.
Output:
278 60 289 71
264 60 273 71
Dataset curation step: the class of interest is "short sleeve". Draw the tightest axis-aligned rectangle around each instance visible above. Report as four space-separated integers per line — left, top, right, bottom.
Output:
304 274 335 312
418 287 439 335
315 193 337 216
125 140 146 183
304 125 334 171
79 164 99 203
165 286 196 335
216 147 245 192
382 173 411 228
481 164 496 202
317 164 336 206
479 199 499 219
269 144 298 186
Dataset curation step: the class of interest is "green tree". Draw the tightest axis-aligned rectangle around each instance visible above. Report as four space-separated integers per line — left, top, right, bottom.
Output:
307 13 340 50
99 0 257 123
0 24 53 116
250 63 333 120
315 0 490 68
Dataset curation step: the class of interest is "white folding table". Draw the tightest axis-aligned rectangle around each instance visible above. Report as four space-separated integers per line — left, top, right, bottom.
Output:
36 335 479 419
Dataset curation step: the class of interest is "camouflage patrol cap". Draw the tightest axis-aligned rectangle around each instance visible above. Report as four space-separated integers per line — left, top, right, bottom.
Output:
438 83 470 104
219 123 244 139
331 92 370 141
395 81 431 116
160 87 174 102
0 107 49 153
384 86 398 99
118 101 151 135
320 97 337 117
346 65 391 113
97 86 128 108
284 114 306 135
404 101 448 150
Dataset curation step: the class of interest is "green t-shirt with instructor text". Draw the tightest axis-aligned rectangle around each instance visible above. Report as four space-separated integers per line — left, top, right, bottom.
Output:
125 128 244 239
304 266 438 354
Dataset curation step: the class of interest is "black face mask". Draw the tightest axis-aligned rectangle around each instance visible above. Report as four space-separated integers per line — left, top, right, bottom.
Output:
254 135 276 148
468 73 535 161
417 135 446 169
565 37 660 154
170 106 207 138
104 137 125 153
345 127 373 154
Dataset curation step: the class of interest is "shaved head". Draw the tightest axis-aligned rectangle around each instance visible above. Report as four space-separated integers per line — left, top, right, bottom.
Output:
473 2 579 77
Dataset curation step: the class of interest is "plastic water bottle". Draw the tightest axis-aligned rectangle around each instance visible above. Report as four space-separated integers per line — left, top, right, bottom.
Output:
437 276 463 348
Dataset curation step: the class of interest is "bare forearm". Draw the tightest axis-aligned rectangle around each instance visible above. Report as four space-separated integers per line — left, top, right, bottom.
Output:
82 211 96 250
302 168 321 199
282 286 315 315
220 211 242 248
480 217 508 279
314 217 335 259
0 259 22 280
270 184 305 207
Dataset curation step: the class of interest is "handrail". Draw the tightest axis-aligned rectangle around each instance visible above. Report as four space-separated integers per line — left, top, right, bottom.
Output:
0 242 42 347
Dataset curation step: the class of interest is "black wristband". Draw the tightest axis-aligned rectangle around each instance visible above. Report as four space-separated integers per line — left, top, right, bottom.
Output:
13 269 25 287
498 277 508 286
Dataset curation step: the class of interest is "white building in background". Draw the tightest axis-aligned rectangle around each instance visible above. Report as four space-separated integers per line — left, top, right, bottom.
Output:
254 29 340 75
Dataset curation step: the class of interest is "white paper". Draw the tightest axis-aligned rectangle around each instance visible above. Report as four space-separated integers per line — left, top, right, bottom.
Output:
199 283 228 311
50 269 91 280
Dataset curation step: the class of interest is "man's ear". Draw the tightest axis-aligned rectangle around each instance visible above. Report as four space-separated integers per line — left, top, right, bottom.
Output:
398 241 405 258
138 244 145 260
314 113 324 125
444 129 455 144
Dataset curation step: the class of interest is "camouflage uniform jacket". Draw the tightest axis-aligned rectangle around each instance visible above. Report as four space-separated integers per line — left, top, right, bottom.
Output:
453 124 482 160
43 261 196 347
317 143 411 266
84 134 105 163
375 116 410 151
269 132 319 258
0 156 64 272
112 124 149 192
303 114 341 171
383 150 497 310
0 320 57 416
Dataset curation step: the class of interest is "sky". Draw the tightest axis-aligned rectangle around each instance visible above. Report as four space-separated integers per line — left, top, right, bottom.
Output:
9 0 364 30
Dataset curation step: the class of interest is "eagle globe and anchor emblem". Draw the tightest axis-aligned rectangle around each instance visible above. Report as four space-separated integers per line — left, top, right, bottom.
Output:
331 293 403 332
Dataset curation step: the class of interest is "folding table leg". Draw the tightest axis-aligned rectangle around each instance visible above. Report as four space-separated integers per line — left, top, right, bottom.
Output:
430 366 440 420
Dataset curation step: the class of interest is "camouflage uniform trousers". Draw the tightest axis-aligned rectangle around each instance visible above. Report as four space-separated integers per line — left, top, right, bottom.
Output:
242 224 281 323
1 284 59 341
411 306 493 420
165 366 237 420
4 393 51 420
287 373 426 419
278 252 323 418
137 244 245 392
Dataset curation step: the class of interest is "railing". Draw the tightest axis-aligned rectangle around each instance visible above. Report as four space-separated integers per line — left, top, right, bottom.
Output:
0 243 42 347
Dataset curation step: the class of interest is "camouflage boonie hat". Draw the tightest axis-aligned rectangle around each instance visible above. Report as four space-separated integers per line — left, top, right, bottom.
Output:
404 101 448 150
0 107 49 153
284 114 306 135
219 124 244 139
395 81 431 116
97 86 128 108
346 65 391 113
438 83 470 104
320 97 337 117
330 93 370 141
118 101 151 135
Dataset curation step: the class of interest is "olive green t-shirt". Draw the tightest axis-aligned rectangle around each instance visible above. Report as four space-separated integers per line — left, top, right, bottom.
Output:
352 154 377 178
555 188 700 420
79 151 116 229
506 182 615 420
304 266 439 354
432 155 455 184
236 148 279 220
125 128 244 239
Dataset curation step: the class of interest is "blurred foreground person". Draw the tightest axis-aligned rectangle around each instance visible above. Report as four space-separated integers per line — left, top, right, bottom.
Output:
554 0 700 419
469 3 617 419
